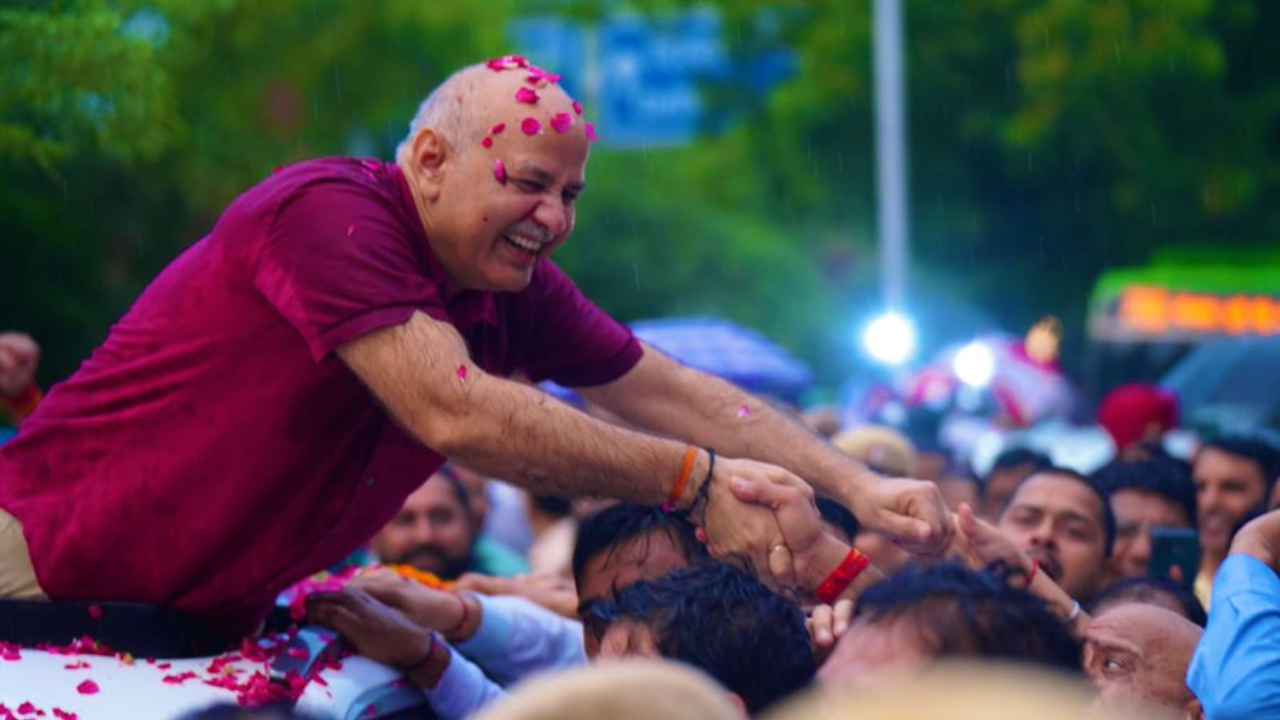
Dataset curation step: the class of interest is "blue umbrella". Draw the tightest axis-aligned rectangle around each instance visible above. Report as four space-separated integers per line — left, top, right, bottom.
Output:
629 316 814 396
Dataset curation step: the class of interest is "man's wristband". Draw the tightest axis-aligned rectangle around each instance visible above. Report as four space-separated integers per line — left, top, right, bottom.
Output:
815 547 871 605
685 448 716 523
662 445 699 513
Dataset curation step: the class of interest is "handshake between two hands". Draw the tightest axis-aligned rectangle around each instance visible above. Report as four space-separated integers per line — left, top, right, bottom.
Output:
695 455 958 601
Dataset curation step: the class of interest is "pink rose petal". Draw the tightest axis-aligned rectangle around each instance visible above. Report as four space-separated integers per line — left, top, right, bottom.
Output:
737 404 751 418
75 680 98 695
457 365 468 382
572 100 583 116
521 117 542 135
346 224 355 237
489 123 505 135
550 112 574 133
584 123 597 142
18 703 36 715
485 55 529 71
492 159 507 185
53 710 77 720
515 87 539 104
481 137 493 149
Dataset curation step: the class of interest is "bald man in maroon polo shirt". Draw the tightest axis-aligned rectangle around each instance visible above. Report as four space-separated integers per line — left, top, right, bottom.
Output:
0 58 951 635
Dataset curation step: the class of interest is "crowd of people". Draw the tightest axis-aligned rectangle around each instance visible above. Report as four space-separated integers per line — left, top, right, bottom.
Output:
1 57 1278 720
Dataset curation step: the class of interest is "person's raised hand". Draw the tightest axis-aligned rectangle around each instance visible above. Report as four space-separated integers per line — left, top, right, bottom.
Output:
950 503 1031 575
306 587 435 670
0 332 39 399
698 457 810 590
848 476 954 556
1229 508 1280 573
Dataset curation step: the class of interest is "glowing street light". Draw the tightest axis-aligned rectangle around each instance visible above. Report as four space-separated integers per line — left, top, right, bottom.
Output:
954 341 996 388
862 311 916 366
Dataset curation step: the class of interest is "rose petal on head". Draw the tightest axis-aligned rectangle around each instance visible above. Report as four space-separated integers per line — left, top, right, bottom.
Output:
481 137 493 149
485 55 529 71
515 87 539 104
572 100 583 116
550 112 574 133
489 122 505 135
492 160 507 185
75 680 99 695
457 365 468 382
584 123 597 142
521 118 542 135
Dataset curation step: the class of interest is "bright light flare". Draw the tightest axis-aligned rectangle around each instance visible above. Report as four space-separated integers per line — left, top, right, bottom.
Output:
954 341 996 388
861 312 917 366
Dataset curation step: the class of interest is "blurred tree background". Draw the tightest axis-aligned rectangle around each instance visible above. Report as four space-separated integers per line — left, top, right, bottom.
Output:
3 0 1277 390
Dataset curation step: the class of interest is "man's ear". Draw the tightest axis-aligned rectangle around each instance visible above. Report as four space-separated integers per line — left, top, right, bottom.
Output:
406 127 450 200
1184 696 1204 720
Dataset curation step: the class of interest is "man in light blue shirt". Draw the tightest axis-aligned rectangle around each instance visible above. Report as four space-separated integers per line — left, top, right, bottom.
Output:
1187 508 1280 720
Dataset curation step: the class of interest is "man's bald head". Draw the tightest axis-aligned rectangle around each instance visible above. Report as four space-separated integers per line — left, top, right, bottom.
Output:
1084 604 1203 719
398 61 581 163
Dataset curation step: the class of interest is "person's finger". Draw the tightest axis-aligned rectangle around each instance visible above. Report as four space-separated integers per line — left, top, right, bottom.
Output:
873 511 935 548
809 605 835 648
832 599 854 637
767 541 797 590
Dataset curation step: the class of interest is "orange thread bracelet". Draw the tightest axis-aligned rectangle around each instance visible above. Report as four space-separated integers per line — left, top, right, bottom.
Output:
662 445 698 512
815 548 871 605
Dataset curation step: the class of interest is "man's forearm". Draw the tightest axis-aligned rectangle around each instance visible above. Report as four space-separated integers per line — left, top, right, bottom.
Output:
584 354 877 508
433 372 703 507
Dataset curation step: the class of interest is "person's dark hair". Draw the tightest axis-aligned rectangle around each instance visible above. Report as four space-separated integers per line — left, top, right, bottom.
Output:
816 497 860 543
584 562 815 714
571 503 706 589
989 448 1053 474
1087 575 1207 627
1002 466 1117 558
531 493 573 518
1198 437 1280 496
854 562 1081 674
1090 455 1197 528
434 465 472 517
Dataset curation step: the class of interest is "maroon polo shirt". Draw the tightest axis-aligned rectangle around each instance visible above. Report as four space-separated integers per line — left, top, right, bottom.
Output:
0 158 641 635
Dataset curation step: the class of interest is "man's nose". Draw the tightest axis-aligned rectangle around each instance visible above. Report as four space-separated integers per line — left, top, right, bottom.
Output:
1131 529 1153 563
533 197 569 237
410 517 436 544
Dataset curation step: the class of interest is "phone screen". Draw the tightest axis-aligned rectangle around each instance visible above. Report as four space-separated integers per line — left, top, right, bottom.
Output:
1149 526 1199 591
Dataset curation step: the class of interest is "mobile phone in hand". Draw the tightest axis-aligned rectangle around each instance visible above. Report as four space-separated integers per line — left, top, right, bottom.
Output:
1150 526 1199 591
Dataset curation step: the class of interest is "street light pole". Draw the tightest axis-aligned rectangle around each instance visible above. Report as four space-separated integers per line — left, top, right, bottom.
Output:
873 0 909 311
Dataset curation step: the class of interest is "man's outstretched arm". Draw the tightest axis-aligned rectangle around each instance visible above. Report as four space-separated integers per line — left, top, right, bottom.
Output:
338 311 800 586
580 343 953 552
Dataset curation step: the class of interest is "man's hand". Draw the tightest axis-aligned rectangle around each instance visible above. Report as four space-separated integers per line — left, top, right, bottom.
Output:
847 476 954 555
0 332 39 399
698 457 812 590
948 503 1031 576
1230 508 1280 573
808 599 854 665
347 568 472 638
454 572 579 619
306 588 436 669
727 472 883 599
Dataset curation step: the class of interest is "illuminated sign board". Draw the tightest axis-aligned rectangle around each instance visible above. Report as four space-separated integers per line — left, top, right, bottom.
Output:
1091 286 1280 341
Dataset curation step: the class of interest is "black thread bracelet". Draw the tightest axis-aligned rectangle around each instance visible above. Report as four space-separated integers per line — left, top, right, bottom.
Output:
686 448 716 526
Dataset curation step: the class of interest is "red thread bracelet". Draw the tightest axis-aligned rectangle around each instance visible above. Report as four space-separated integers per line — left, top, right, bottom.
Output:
815 548 871 605
447 593 470 635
